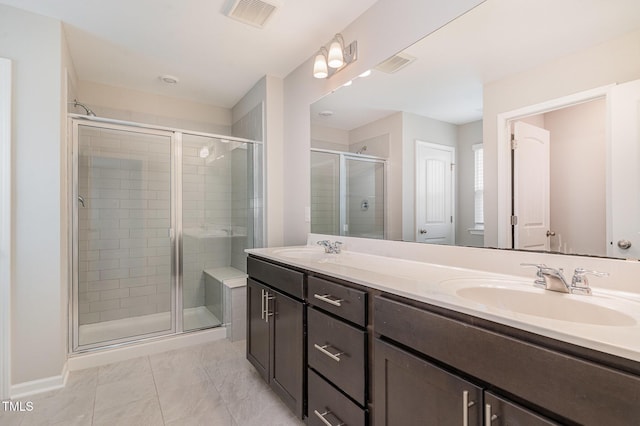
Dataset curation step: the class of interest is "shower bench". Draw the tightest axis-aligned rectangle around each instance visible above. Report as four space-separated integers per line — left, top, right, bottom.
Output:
203 267 247 341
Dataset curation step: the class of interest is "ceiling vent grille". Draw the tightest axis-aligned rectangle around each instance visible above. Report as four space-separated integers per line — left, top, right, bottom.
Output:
374 52 416 74
223 0 279 29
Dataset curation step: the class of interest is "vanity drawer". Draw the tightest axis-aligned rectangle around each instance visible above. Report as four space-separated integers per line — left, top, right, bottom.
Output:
308 369 366 426
247 256 304 299
308 276 367 326
308 307 366 405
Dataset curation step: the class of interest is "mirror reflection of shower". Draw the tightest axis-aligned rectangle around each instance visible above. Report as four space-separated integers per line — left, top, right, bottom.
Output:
310 148 385 239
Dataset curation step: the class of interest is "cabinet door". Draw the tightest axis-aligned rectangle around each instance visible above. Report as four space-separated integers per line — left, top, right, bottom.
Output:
247 279 269 381
270 289 305 418
375 338 482 426
485 392 559 426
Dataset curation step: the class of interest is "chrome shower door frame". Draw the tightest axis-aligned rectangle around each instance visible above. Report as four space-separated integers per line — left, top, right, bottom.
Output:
70 119 178 353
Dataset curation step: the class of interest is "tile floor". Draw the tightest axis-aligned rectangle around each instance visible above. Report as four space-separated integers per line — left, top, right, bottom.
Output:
0 339 305 426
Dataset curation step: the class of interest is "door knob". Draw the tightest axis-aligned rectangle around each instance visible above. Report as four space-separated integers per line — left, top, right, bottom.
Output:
419 229 427 234
618 239 632 250
546 230 556 237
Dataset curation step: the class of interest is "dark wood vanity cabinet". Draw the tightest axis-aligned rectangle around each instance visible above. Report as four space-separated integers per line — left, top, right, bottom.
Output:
246 258 305 419
248 254 640 425
374 338 483 426
374 295 640 426
374 337 557 426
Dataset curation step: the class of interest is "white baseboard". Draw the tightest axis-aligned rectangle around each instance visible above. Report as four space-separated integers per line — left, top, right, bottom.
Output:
10 363 68 399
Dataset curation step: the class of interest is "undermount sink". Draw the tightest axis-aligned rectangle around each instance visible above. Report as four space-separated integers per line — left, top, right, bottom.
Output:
441 279 637 327
272 247 328 260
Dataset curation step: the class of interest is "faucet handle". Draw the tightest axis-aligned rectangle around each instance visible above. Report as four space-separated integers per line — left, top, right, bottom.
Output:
520 263 548 288
571 268 609 295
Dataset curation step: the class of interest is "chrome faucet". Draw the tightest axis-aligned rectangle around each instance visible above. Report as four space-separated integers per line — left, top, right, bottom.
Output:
571 268 609 295
317 240 343 254
521 264 608 295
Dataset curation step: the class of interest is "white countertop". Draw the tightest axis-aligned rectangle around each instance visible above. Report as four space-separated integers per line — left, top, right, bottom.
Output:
247 245 640 364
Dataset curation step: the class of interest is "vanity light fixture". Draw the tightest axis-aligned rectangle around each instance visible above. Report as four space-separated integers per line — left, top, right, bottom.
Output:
313 33 358 79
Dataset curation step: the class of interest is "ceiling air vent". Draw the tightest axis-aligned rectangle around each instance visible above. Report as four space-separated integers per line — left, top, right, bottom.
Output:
374 52 416 74
223 0 279 29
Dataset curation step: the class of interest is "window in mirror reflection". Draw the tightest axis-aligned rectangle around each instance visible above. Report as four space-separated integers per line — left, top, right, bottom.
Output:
472 143 484 233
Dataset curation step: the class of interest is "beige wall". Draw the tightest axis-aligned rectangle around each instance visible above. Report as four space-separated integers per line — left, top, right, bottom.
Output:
483 28 640 246
77 80 232 135
545 99 606 256
456 120 483 247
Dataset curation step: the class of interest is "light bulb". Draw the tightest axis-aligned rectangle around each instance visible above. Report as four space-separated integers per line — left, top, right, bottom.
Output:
313 48 328 79
327 37 344 68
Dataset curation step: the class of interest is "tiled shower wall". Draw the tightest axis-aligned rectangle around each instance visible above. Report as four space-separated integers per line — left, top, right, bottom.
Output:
78 126 172 325
181 138 233 310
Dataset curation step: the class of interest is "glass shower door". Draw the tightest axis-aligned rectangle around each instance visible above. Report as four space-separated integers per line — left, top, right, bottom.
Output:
345 157 385 239
310 151 341 235
74 123 175 349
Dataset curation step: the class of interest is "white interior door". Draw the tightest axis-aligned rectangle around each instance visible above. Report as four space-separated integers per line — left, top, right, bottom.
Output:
609 79 640 258
415 141 455 244
513 121 551 251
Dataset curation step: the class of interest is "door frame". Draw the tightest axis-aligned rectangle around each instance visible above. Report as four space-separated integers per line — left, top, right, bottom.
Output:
414 140 456 244
0 58 12 401
496 85 612 249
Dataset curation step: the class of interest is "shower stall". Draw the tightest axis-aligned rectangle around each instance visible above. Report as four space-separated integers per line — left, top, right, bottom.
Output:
310 149 385 239
71 117 263 352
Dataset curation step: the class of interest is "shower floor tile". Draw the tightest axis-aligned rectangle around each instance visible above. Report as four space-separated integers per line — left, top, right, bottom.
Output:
4 339 303 426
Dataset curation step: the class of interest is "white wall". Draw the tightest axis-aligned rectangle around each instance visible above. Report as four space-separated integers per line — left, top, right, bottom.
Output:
484 28 640 247
0 5 67 388
282 0 486 245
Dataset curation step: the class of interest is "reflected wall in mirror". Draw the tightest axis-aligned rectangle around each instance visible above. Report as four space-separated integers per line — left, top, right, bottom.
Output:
309 0 640 259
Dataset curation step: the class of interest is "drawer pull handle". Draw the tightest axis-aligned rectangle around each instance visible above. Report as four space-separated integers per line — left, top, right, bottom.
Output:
314 293 344 307
314 343 344 362
314 409 345 426
485 403 498 424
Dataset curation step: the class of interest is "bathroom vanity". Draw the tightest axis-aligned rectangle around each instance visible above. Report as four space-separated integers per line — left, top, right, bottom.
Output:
246 241 640 425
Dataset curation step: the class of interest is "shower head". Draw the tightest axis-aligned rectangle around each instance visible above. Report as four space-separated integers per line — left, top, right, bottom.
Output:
69 99 96 116
356 145 367 155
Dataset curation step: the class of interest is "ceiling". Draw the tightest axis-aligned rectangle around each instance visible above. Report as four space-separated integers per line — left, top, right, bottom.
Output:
0 0 379 107
311 0 640 130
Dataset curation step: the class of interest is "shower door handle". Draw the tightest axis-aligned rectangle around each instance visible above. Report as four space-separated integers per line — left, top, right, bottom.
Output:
78 195 85 207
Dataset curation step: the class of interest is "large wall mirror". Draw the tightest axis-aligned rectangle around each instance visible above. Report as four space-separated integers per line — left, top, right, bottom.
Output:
310 0 640 260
